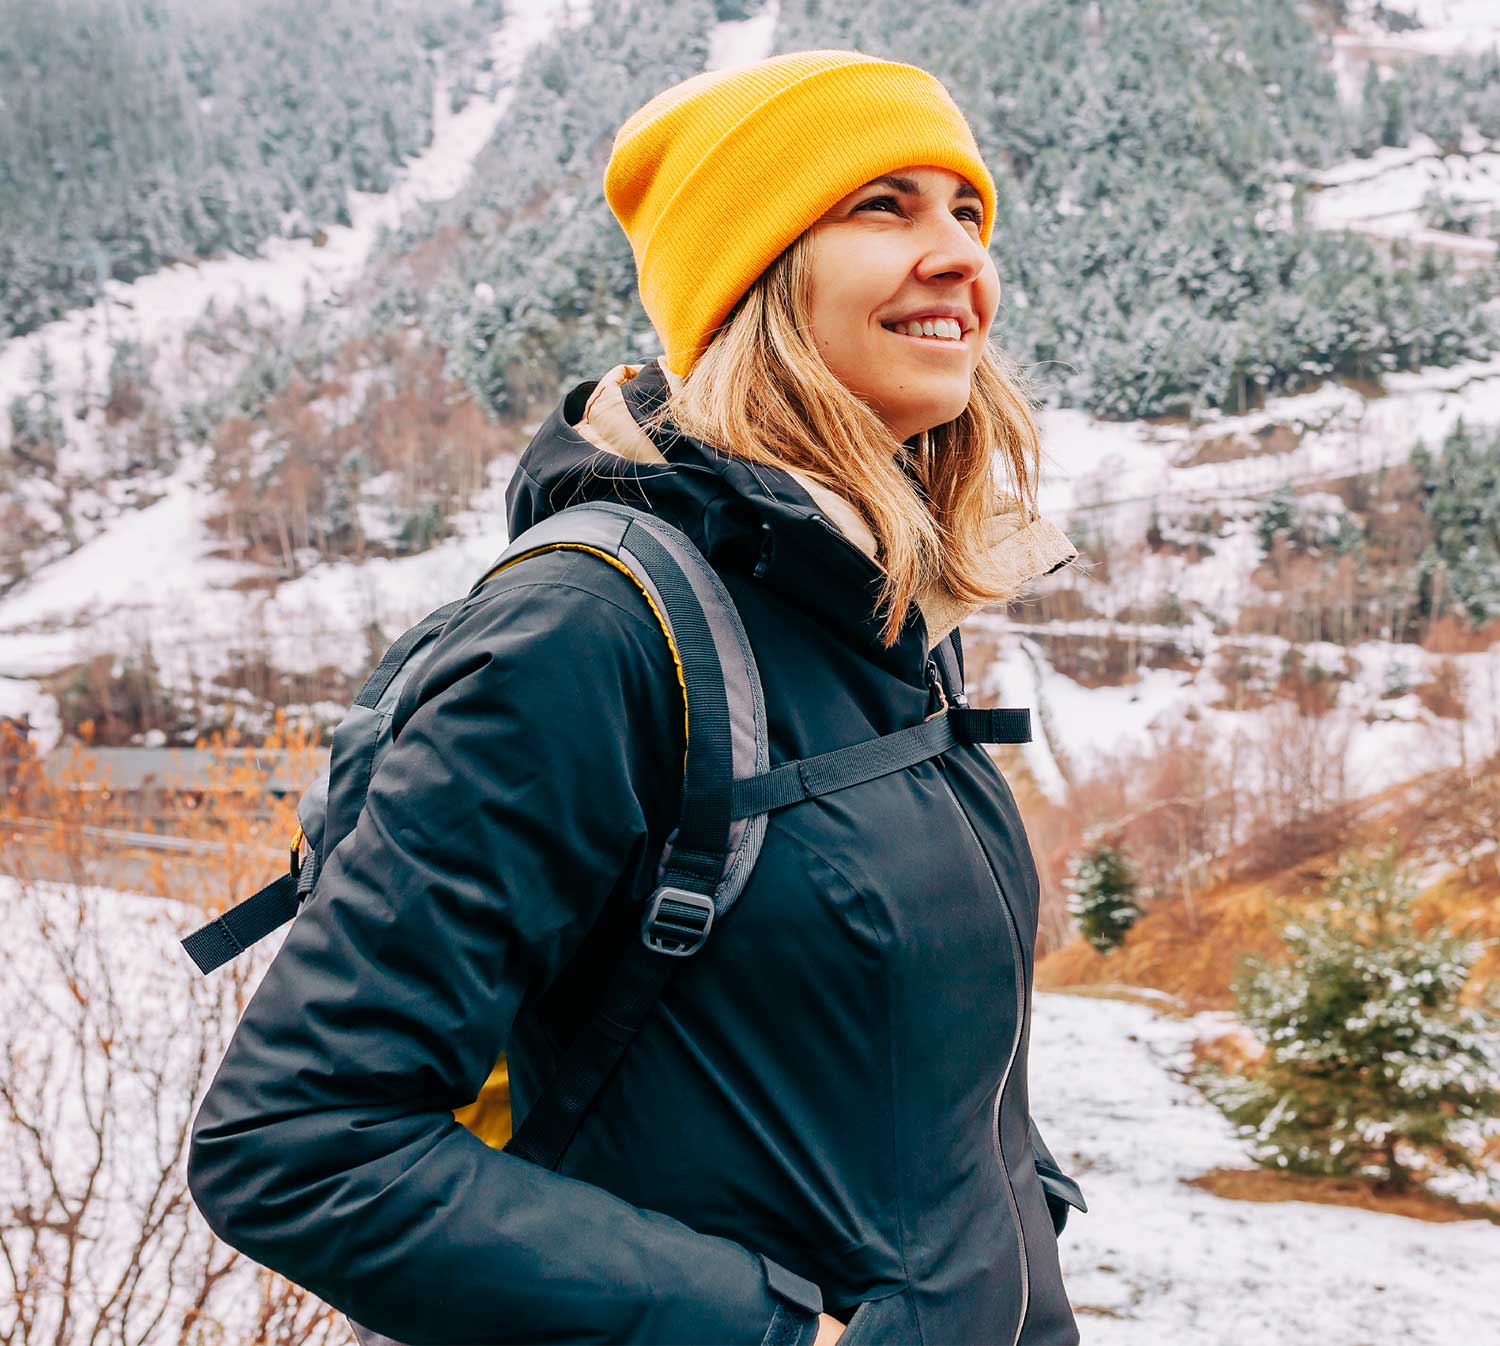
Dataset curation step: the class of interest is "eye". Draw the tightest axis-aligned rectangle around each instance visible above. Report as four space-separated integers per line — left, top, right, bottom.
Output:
856 195 984 229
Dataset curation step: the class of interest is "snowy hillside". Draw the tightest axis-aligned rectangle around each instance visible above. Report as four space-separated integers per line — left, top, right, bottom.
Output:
982 352 1500 804
2 0 1499 809
1339 0 1500 59
0 0 575 564
6 351 1500 810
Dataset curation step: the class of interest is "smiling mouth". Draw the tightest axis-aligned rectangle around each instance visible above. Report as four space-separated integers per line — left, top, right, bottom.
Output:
881 325 968 349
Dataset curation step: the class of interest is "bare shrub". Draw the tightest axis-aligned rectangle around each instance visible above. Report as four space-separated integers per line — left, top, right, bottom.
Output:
1412 655 1468 719
0 724 348 1344
1406 660 1500 886
1422 612 1500 655
1030 629 1200 689
204 335 507 574
1239 699 1357 872
1058 717 1245 932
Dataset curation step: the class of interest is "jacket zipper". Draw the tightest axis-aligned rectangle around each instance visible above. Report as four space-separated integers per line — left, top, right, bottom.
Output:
928 658 1030 1346
809 511 879 568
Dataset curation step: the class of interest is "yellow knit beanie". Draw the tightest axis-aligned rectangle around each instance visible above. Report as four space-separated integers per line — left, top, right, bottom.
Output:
604 49 997 379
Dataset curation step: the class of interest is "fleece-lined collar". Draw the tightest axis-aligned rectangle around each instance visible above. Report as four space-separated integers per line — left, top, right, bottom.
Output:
562 358 1077 651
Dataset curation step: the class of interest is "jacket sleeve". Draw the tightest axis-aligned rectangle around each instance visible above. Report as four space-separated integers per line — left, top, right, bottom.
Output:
187 550 820 1345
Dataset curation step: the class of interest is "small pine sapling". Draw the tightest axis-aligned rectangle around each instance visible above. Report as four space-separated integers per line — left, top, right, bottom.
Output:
1067 844 1143 954
1205 839 1500 1194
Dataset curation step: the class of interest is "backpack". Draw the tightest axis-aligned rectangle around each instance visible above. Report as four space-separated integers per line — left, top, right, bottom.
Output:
180 501 1031 1173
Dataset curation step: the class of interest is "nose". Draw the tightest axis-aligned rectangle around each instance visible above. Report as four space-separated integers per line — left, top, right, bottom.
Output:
912 209 989 288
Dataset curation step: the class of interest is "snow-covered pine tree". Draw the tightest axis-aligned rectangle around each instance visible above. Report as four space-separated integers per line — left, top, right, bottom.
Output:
1066 844 1143 954
1210 839 1500 1194
1412 417 1500 626
1256 484 1298 557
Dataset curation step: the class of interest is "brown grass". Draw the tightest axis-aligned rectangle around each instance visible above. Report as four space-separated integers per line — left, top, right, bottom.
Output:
1185 1167 1500 1224
1423 612 1500 654
1037 777 1500 1008
1177 421 1304 468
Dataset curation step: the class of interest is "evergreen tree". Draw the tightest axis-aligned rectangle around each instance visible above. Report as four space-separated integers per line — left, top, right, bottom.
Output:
1206 840 1500 1193
1066 844 1143 954
7 344 65 467
1256 485 1298 556
0 0 497 336
1410 418 1500 625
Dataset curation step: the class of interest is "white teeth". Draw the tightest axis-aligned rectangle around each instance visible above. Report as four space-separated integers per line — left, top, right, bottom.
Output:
886 318 963 341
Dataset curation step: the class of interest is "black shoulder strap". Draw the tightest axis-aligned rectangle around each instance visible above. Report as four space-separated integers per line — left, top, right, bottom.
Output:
935 627 967 705
504 508 1030 1171
495 502 768 1167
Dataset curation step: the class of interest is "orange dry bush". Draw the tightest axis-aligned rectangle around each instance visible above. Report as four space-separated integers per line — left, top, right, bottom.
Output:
1038 767 1500 1011
1190 1026 1265 1077
1 719 119 888
0 711 323 914
1036 873 1294 1011
0 718 355 1345
1422 612 1500 654
141 710 325 913
1413 865 1500 1003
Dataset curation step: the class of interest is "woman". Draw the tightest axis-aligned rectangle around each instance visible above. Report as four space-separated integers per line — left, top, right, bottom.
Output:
188 49 1083 1346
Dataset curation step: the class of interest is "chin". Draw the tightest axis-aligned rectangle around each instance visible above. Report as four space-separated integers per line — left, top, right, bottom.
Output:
893 393 970 439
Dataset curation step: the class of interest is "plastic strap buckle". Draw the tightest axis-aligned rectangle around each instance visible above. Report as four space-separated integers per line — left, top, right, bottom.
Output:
641 887 715 956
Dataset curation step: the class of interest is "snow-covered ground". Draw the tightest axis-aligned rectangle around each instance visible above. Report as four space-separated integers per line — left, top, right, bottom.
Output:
969 353 1500 804
1307 132 1500 270
1340 0 1500 59
978 617 1500 805
1038 354 1500 564
0 876 291 1344
1030 991 1500 1345
705 0 779 70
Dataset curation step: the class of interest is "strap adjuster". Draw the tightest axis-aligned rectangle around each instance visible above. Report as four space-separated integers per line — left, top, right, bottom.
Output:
641 887 715 956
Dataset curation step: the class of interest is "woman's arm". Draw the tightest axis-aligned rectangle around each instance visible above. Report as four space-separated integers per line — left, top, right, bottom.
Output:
187 549 820 1344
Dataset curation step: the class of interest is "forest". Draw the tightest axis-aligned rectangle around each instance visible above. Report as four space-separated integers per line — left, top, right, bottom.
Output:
0 0 507 338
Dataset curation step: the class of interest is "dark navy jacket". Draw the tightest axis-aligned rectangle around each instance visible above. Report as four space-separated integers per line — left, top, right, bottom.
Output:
187 357 1086 1344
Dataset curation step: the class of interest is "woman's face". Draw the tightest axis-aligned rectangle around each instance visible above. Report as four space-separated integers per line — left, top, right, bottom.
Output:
803 164 1000 444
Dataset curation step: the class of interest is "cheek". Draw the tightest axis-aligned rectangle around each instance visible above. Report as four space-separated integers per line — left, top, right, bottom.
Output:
806 235 895 351
979 258 1002 322
807 279 874 361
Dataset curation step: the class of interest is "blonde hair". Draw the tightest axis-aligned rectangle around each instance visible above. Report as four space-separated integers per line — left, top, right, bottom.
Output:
636 228 1046 648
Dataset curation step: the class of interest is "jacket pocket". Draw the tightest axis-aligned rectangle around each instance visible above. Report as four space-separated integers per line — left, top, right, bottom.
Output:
1031 1153 1088 1237
834 1286 918 1345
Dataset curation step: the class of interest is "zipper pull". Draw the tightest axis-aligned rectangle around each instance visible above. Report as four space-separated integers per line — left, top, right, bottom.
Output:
752 521 775 579
924 658 949 716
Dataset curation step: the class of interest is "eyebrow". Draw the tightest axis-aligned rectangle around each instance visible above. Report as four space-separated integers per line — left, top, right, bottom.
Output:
862 174 983 204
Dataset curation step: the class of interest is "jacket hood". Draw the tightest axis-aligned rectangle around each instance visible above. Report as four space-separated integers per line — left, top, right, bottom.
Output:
505 356 1078 663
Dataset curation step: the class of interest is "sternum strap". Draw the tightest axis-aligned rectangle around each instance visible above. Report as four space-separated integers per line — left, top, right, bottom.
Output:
729 705 1030 820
